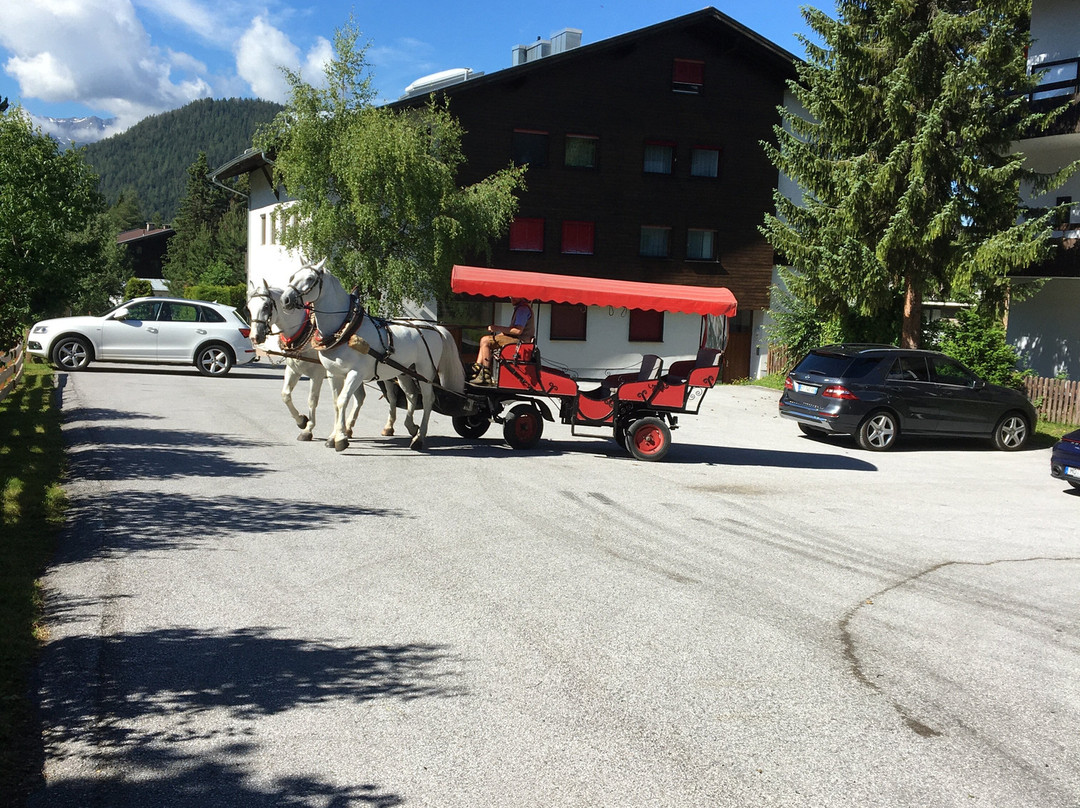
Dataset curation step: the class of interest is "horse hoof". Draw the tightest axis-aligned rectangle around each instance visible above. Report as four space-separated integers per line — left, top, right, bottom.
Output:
297 432 313 442
405 423 419 438
381 427 394 437
325 438 335 448
335 438 349 452
409 437 424 451
296 415 309 429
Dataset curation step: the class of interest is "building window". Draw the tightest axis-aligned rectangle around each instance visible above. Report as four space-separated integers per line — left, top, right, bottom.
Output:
690 147 720 178
270 212 278 245
629 310 664 342
561 221 595 254
260 214 267 245
550 303 587 340
673 59 705 94
512 129 549 167
509 217 545 252
643 141 674 174
640 226 671 258
565 134 598 168
687 229 717 261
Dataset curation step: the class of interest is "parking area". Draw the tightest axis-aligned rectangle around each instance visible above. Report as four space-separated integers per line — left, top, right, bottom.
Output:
31 363 1080 807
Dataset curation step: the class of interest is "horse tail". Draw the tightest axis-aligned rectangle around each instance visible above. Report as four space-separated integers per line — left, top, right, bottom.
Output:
434 326 466 394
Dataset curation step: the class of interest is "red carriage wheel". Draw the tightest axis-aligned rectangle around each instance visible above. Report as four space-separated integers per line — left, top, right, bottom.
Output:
503 404 544 449
627 417 671 461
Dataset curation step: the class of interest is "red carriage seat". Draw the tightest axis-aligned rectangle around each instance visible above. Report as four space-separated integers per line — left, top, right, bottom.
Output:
499 341 537 363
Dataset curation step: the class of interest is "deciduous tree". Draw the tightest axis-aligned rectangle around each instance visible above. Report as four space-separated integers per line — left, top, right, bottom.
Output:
256 22 526 314
0 106 111 345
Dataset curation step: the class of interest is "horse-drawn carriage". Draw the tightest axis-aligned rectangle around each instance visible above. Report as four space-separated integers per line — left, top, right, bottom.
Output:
257 262 737 461
443 266 737 461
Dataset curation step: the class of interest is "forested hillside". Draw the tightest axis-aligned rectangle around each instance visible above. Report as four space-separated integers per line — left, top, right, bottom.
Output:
83 98 283 223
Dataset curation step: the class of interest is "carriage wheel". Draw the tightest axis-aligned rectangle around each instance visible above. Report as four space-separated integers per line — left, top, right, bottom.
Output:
503 404 544 450
453 413 491 440
627 417 671 461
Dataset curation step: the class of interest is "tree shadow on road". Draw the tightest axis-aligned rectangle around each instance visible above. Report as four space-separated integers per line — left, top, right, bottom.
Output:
56 492 408 564
31 627 458 807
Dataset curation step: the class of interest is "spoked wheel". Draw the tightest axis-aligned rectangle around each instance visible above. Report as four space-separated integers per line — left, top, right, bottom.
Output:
857 410 898 451
52 335 92 371
503 404 544 450
453 413 491 440
992 412 1030 451
196 343 234 377
627 417 671 461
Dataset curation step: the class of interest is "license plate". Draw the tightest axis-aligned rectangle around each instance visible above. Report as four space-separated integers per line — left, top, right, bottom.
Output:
1066 466 1080 480
794 381 819 395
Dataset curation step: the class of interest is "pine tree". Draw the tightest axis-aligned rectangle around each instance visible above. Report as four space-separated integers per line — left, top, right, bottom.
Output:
164 153 246 292
762 0 1073 348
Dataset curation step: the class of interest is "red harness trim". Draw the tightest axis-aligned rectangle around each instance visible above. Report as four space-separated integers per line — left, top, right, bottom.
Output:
280 305 313 349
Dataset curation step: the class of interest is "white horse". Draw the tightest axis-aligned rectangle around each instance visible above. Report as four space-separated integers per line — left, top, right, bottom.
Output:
246 281 375 442
280 263 465 451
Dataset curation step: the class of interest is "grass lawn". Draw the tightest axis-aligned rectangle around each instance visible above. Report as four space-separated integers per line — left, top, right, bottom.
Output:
1 362 66 804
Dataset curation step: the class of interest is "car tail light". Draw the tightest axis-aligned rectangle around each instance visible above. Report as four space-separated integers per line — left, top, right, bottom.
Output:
784 376 794 390
822 384 858 400
238 327 251 338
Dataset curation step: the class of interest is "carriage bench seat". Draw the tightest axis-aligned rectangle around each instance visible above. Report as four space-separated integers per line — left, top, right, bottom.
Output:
499 341 537 363
582 354 663 401
663 348 722 387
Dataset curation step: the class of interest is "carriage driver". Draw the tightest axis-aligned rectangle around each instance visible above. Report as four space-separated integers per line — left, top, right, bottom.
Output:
468 297 535 385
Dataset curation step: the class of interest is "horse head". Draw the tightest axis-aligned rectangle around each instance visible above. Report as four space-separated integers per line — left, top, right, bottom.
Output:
282 263 324 311
246 278 276 344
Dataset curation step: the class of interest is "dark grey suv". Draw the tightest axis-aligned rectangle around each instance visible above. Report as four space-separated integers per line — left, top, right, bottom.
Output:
778 344 1037 451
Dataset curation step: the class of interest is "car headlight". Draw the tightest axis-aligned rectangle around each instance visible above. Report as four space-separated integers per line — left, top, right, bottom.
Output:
32 325 48 334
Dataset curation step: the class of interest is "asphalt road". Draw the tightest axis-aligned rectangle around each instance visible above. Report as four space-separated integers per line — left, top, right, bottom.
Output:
30 361 1080 808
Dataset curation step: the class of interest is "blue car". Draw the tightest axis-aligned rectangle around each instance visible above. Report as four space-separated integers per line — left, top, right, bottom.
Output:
1050 429 1080 491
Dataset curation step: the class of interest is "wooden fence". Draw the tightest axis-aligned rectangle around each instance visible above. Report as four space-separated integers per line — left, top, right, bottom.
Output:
1024 376 1080 426
0 342 26 405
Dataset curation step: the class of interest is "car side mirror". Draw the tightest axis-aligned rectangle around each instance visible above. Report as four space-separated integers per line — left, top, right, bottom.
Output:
110 307 130 320
972 379 986 391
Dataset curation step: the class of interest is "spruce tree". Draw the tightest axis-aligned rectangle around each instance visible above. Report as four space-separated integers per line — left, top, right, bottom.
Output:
762 0 1071 348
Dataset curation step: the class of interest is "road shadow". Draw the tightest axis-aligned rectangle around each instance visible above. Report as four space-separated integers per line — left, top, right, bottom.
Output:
56 493 407 564
57 364 274 381
31 627 460 807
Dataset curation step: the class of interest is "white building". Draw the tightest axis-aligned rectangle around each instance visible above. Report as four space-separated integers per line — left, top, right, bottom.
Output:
1007 0 1080 379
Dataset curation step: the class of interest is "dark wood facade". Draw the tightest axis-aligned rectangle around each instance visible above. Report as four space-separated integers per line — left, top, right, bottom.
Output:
394 8 797 313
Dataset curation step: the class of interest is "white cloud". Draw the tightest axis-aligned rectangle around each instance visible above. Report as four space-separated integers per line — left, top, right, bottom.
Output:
0 0 213 125
235 15 301 102
236 15 333 103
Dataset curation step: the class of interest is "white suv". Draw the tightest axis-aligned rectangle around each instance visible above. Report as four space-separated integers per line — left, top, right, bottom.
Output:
27 297 256 377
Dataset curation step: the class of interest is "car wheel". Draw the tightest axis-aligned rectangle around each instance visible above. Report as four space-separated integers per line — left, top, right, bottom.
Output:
857 410 898 451
503 404 543 449
52 335 92 371
196 344 234 377
452 414 491 439
627 416 671 461
992 412 1029 451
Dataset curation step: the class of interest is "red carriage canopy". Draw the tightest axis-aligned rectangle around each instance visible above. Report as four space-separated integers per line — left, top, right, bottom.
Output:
451 266 738 317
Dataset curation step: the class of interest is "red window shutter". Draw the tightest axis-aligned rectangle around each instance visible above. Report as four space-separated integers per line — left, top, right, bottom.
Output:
673 59 704 86
561 221 595 254
509 217 544 251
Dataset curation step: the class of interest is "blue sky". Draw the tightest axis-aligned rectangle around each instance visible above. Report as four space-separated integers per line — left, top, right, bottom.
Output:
0 1 817 140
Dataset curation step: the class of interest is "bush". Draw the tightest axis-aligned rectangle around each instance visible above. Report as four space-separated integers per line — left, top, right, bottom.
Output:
184 284 246 309
932 308 1029 390
124 277 153 299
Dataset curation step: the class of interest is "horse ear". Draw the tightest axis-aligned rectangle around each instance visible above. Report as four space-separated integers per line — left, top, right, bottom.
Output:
261 278 270 291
